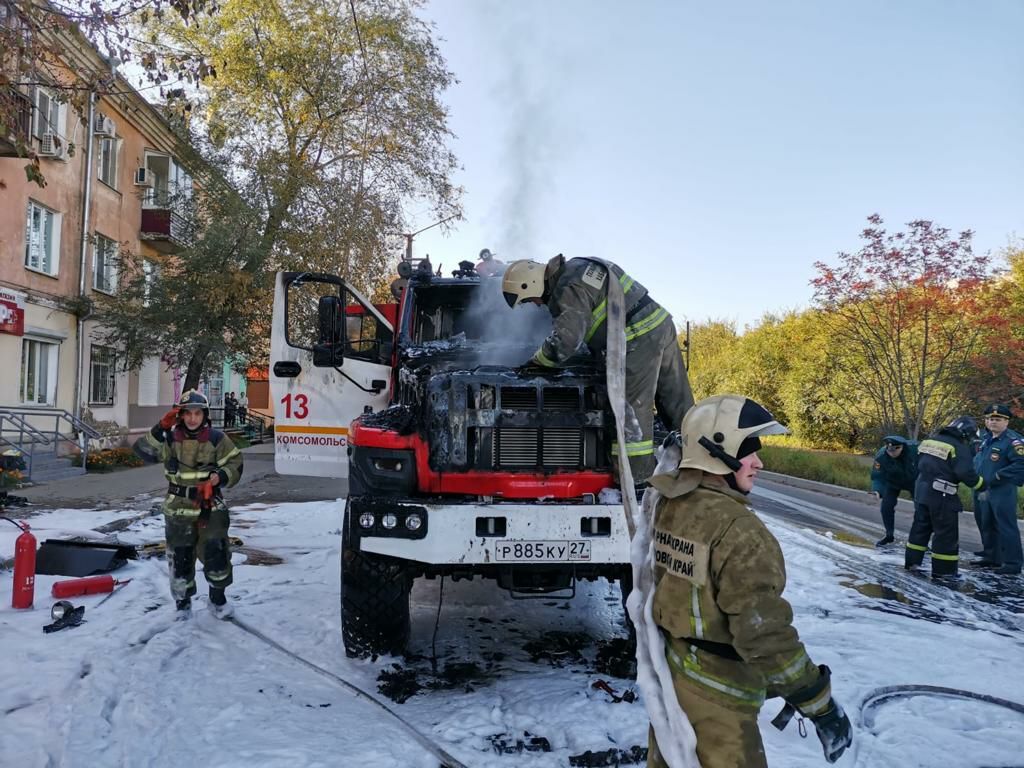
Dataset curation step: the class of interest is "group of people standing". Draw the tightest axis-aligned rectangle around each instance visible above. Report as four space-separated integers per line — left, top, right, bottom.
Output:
870 404 1024 577
222 391 248 428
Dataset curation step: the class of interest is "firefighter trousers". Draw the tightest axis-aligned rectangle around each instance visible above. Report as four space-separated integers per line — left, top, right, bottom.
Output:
647 675 767 768
905 489 961 577
618 318 694 483
165 504 233 600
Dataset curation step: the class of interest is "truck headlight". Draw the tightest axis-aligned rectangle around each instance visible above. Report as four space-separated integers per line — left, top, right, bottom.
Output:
405 513 422 531
358 512 375 529
382 513 398 530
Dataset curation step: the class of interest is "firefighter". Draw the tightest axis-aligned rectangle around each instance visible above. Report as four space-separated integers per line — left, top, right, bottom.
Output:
869 435 918 546
134 390 244 616
973 404 1024 575
646 394 852 767
905 416 985 579
501 255 694 482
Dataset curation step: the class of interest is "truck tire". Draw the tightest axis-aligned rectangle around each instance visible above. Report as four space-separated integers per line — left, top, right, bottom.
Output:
340 512 413 659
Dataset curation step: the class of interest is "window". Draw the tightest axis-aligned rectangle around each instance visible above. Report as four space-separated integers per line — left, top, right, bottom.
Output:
25 200 60 275
20 338 58 405
143 152 192 208
88 345 116 405
93 234 117 293
33 87 63 140
98 137 118 187
142 259 158 306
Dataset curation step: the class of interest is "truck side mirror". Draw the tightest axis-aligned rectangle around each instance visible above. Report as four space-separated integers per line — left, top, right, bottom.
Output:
314 295 344 367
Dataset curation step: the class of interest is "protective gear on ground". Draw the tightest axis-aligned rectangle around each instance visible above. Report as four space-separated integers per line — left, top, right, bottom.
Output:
501 259 546 307
647 416 847 766
906 424 984 577
511 254 695 481
133 413 242 605
870 436 919 541
973 426 1024 573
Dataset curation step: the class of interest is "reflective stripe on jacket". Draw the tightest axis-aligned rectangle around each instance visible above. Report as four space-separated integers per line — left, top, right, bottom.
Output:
652 478 822 709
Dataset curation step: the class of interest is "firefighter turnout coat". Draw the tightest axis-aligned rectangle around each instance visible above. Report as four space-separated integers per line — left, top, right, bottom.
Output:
648 475 832 768
906 429 983 576
532 255 694 480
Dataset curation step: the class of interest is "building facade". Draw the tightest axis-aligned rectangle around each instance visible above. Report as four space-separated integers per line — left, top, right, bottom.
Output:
1 15 200 440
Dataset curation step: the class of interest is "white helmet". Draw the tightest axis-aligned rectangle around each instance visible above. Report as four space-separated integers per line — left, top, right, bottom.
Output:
501 260 546 308
679 394 789 474
652 394 788 496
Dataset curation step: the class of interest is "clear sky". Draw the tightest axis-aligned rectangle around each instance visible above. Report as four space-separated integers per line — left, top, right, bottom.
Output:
411 0 1024 330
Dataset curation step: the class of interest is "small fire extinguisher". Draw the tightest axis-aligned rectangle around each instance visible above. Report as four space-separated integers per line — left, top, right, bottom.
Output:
8 519 37 609
52 575 130 599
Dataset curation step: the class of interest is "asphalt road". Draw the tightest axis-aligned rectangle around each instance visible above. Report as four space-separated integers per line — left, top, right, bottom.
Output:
753 476 985 555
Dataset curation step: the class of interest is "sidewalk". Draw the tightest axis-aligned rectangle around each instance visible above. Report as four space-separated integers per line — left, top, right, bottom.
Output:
9 443 283 512
6 442 346 514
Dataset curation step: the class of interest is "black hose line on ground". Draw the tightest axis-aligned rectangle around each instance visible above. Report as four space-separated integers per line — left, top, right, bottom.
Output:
857 685 1024 767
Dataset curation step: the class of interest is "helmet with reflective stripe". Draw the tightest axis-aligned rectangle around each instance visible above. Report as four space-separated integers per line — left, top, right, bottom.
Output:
501 260 546 308
177 389 210 421
945 415 978 443
677 394 789 476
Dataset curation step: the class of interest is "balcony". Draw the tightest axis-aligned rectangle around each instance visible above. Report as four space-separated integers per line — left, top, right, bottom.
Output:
140 202 191 254
0 87 33 157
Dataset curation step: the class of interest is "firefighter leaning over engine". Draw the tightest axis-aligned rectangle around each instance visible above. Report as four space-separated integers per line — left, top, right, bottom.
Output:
646 394 852 768
134 390 243 616
905 416 985 579
502 254 694 482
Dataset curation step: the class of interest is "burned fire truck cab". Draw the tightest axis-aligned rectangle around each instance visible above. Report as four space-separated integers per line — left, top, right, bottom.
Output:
270 259 631 658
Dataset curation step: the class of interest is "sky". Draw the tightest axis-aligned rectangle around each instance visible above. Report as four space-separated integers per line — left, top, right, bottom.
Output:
411 0 1024 330
3 496 1024 767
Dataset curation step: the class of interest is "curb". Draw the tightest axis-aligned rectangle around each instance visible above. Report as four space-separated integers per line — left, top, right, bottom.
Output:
758 470 916 513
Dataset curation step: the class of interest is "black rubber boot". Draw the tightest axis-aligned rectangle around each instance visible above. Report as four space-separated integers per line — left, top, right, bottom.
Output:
209 587 226 606
875 535 895 547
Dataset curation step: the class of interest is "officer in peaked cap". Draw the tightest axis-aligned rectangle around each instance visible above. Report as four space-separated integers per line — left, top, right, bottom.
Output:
973 404 1024 575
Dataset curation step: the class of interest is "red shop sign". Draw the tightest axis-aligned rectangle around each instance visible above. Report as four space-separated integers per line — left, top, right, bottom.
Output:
0 288 26 336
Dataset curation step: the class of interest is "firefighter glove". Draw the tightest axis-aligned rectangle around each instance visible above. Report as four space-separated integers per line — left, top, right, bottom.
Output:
196 480 216 505
159 408 180 429
809 699 853 763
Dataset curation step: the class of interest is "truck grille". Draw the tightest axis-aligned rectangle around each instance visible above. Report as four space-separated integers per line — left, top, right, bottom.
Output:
426 374 608 472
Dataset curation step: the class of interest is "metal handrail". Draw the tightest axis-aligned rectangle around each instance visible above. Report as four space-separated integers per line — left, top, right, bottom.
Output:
0 406 102 481
0 410 54 445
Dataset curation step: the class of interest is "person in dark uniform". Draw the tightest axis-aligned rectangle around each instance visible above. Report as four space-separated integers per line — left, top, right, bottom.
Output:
869 435 918 546
905 416 986 579
973 404 1024 575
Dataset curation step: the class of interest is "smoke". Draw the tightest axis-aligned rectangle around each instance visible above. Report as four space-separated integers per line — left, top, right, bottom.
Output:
483 2 580 260
461 267 551 360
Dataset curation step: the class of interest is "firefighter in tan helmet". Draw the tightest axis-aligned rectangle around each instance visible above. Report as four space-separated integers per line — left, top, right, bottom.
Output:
502 255 694 483
646 394 852 767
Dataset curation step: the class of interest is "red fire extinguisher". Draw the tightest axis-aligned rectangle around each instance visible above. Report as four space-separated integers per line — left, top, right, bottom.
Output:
11 520 37 609
51 575 130 599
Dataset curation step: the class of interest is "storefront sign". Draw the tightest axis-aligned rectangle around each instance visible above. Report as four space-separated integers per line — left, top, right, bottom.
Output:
0 288 25 336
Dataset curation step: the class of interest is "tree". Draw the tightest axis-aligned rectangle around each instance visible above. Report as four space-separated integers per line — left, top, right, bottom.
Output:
811 214 992 440
684 319 740 401
1 0 215 186
94 177 272 391
149 0 462 291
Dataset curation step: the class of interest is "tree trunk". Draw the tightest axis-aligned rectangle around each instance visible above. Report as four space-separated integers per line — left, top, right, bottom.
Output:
182 345 211 392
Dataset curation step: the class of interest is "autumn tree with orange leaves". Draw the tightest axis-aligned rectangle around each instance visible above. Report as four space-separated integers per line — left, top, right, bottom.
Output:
811 214 994 440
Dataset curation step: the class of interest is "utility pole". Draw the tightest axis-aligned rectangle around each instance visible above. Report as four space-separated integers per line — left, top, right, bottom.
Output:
401 214 458 262
685 320 691 371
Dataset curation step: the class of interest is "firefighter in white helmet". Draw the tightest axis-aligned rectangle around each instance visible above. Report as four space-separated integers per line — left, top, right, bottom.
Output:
646 394 852 767
502 254 693 482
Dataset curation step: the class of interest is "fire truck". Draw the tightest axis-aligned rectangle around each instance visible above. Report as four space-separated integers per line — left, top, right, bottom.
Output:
270 257 631 658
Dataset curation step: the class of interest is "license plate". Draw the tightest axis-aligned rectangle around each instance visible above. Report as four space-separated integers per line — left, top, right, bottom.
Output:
493 540 592 562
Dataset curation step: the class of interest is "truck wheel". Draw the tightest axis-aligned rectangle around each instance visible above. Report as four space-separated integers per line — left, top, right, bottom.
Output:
340 520 412 659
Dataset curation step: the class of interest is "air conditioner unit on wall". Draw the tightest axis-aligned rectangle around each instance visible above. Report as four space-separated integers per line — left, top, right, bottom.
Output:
38 132 62 157
94 114 115 137
134 167 153 186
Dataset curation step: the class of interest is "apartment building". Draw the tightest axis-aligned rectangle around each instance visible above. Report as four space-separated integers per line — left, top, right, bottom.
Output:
0 12 216 440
